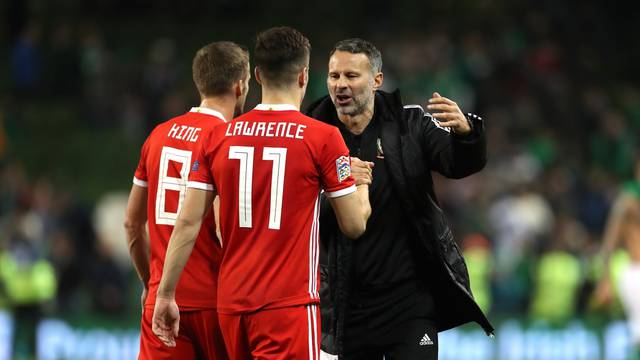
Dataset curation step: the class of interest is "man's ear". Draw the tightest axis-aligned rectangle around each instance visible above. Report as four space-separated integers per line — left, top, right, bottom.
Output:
234 79 243 98
373 72 383 91
298 66 309 88
254 66 263 85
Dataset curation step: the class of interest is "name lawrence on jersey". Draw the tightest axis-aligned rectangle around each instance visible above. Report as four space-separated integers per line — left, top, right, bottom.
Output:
225 120 306 139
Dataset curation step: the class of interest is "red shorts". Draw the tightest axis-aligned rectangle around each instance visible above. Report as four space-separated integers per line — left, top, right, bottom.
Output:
218 304 320 360
139 307 228 360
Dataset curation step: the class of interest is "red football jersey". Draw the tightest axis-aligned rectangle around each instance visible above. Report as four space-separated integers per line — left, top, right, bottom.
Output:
133 107 225 309
188 104 356 314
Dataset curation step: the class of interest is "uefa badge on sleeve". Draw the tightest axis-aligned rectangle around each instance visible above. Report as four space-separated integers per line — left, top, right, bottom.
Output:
336 156 351 182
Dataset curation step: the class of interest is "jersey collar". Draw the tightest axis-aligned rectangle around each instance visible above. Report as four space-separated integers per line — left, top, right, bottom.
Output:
190 107 226 122
254 104 299 111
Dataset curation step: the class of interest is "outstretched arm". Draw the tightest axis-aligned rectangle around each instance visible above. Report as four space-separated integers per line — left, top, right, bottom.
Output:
327 184 371 239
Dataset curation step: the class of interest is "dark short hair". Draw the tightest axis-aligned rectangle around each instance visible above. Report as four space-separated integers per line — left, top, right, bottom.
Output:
192 41 249 97
330 38 382 73
254 26 311 88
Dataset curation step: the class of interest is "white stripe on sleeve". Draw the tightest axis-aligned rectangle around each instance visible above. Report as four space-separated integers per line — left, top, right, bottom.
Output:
324 184 356 198
133 177 148 187
186 181 214 191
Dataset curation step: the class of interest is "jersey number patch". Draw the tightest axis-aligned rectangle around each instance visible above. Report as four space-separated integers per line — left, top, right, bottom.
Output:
155 146 192 225
229 146 287 230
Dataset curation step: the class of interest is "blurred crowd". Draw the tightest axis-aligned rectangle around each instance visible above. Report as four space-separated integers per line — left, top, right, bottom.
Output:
1 0 639 342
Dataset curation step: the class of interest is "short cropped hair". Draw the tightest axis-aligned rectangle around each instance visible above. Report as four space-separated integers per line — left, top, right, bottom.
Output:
330 38 382 74
254 26 311 88
192 41 249 97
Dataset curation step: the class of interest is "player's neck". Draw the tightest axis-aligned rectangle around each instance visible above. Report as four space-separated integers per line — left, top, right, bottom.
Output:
337 104 374 136
199 96 235 122
260 87 302 110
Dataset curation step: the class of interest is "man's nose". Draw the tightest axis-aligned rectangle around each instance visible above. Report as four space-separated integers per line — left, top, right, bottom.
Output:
336 75 348 88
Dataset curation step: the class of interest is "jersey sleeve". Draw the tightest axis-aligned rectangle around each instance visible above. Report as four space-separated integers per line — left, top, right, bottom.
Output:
318 127 356 198
133 136 150 187
187 129 215 192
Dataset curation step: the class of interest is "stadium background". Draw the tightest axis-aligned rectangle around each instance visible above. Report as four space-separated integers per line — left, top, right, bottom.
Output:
1 0 639 359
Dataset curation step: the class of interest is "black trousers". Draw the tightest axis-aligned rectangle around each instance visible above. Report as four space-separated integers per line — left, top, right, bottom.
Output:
342 280 438 360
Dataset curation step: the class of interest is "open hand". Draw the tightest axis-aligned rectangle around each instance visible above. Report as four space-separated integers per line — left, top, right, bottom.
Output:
152 296 180 347
427 92 471 135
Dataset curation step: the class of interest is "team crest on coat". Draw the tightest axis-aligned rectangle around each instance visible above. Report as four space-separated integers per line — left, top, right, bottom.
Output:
336 156 351 182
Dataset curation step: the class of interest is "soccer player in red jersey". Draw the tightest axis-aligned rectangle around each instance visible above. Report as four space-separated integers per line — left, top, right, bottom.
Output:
124 41 250 360
152 27 372 359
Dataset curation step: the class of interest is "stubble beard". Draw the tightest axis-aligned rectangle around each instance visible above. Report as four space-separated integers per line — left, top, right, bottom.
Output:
336 94 370 117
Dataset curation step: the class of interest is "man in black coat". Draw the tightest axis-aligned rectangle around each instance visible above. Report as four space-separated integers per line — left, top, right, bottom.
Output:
305 38 494 360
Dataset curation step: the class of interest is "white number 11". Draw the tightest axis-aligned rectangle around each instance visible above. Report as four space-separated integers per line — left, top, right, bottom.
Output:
229 146 287 230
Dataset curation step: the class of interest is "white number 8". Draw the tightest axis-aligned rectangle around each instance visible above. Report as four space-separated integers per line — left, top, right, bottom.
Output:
155 146 192 226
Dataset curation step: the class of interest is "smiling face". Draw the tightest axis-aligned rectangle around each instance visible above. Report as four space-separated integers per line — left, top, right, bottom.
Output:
327 51 381 117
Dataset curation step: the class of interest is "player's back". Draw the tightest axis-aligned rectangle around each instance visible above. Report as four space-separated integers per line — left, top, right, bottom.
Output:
134 107 225 310
194 104 355 314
